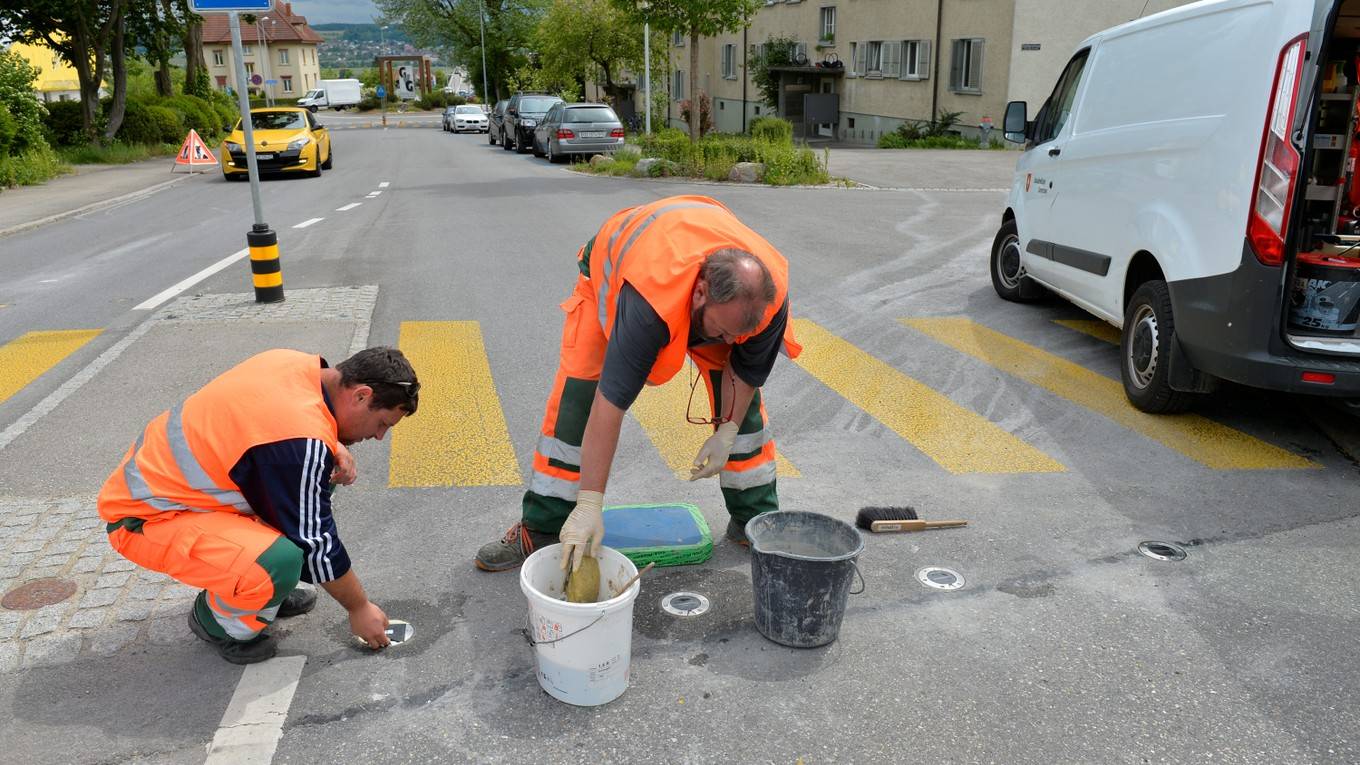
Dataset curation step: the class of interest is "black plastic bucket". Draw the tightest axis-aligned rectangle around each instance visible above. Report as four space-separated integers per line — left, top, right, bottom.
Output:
746 511 865 648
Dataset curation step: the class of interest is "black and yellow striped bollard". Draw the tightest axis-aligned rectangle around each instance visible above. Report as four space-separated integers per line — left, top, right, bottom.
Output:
247 224 285 303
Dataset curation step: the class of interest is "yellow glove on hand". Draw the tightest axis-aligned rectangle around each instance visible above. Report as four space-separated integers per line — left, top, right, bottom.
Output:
689 420 740 480
559 490 605 573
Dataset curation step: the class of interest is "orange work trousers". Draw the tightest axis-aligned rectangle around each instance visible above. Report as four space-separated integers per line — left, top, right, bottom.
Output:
107 510 302 641
520 276 780 532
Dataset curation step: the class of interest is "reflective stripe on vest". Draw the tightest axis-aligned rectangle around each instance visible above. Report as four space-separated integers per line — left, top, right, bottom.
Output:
122 429 195 514
121 404 253 515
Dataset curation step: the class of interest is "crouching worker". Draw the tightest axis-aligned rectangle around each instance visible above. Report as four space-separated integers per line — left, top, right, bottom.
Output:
96 347 419 664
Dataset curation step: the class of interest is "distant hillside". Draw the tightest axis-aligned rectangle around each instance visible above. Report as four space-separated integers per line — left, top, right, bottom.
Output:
312 23 410 45
312 23 442 69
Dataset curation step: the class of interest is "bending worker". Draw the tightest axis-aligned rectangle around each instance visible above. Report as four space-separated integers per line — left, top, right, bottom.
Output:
476 195 800 573
97 347 419 664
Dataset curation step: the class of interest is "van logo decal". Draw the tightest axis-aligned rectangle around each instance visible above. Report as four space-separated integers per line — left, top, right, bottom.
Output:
1025 173 1032 192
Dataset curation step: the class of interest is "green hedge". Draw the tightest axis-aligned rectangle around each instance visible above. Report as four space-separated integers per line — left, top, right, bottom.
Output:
113 100 162 145
749 116 792 145
623 129 828 185
43 101 89 147
0 102 17 156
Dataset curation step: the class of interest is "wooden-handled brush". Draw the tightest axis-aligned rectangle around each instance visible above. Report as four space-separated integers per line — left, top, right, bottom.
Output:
855 506 968 533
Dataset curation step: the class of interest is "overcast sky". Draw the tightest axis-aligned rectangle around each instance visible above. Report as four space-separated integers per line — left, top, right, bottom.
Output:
286 0 381 24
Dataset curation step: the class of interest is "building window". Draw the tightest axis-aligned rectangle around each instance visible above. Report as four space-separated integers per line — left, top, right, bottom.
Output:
820 7 835 42
216 75 227 89
673 69 685 100
950 38 984 93
282 76 293 92
279 48 289 65
856 41 884 77
212 49 224 66
243 45 252 56
901 40 931 80
673 30 684 46
245 63 255 76
722 44 736 79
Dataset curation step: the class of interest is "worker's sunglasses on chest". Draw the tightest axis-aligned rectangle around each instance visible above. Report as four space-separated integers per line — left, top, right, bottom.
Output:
684 364 736 426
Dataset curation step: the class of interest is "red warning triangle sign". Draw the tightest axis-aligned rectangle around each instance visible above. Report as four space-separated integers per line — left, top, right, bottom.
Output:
174 129 217 168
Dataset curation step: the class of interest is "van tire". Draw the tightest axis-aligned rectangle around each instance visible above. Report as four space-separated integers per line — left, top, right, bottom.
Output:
1121 280 1195 414
990 220 1039 302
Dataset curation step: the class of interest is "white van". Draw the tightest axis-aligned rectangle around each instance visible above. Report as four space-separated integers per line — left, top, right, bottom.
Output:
296 79 362 113
995 0 1360 412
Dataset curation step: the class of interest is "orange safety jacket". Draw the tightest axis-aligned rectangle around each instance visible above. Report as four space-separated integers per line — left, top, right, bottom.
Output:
97 350 341 524
583 194 801 385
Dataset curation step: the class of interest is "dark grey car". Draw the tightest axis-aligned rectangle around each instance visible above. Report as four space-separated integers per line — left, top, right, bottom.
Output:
532 103 625 163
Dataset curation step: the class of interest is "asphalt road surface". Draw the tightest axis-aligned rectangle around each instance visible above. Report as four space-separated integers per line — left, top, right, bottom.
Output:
1 122 1357 764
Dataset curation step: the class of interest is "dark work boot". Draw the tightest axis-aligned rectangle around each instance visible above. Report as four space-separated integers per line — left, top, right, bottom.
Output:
276 586 318 618
475 522 558 572
726 519 750 548
188 605 278 665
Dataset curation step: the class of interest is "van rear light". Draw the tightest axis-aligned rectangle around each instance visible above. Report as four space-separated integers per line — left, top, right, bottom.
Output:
556 129 575 139
1301 371 1335 385
1248 34 1307 267
609 128 625 138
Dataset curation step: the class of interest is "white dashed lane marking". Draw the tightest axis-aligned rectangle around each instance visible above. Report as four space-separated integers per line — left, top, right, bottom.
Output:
336 202 362 211
292 218 324 229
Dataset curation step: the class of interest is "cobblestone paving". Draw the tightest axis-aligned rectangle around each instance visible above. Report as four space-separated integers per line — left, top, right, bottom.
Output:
0 286 376 672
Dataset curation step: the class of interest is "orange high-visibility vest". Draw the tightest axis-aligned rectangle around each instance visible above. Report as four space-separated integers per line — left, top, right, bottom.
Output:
584 195 801 386
97 349 340 524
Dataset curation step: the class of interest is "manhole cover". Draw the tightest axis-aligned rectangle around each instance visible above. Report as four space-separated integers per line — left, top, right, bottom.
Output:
916 567 965 591
2 577 78 610
661 591 711 617
1137 541 1187 561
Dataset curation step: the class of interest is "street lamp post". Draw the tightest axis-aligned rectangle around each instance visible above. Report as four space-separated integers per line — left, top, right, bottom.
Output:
257 15 272 106
380 24 389 126
478 0 490 102
640 1 650 133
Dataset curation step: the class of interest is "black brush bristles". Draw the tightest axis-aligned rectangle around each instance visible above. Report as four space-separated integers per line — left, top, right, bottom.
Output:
855 506 918 529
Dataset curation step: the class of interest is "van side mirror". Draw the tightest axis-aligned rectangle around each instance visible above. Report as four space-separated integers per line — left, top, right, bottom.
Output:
1004 101 1028 143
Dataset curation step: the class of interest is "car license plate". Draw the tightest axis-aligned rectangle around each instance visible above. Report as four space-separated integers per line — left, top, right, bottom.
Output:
582 131 604 138
257 153 274 160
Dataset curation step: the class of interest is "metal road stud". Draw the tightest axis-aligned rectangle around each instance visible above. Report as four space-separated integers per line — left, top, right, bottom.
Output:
246 224 285 303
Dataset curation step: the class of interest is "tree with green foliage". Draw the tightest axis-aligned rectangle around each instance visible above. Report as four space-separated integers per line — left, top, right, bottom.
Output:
376 0 547 103
0 0 138 143
0 49 49 155
534 0 660 111
748 33 796 110
613 0 761 142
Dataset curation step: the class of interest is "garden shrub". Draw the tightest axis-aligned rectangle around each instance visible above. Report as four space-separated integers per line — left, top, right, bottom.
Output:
749 116 792 145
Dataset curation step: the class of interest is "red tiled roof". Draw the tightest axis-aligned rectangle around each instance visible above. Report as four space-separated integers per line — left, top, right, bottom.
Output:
200 2 325 45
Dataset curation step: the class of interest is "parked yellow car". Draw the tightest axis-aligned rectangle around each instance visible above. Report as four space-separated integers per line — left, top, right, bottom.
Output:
221 107 332 180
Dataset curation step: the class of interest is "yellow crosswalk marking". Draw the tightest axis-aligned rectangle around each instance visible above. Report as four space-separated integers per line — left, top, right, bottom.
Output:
631 373 800 480
389 321 521 487
903 317 1315 470
1054 318 1122 345
791 319 1065 474
0 330 101 406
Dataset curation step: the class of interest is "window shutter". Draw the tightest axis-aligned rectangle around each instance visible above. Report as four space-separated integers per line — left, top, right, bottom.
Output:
971 40 984 90
884 41 901 78
950 40 963 90
854 42 866 76
919 40 931 80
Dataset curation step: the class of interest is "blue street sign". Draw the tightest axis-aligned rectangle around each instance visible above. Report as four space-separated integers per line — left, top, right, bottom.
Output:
265 79 277 85
189 0 271 10
376 85 386 99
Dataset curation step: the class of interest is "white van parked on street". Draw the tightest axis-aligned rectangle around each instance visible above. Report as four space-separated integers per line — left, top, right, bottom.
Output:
996 0 1360 412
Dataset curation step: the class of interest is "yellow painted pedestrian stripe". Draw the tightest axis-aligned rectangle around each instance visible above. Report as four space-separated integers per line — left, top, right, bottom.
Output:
791 319 1065 474
631 374 800 480
0 329 101 406
903 318 1315 470
1054 318 1122 345
389 321 521 487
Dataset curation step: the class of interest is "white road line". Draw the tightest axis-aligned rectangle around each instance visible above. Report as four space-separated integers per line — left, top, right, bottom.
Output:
378 181 390 188
204 655 306 765
336 202 362 211
133 248 250 312
367 190 383 197
292 217 324 229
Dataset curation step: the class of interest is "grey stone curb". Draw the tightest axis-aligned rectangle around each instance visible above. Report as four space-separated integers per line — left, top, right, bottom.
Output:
0 175 191 240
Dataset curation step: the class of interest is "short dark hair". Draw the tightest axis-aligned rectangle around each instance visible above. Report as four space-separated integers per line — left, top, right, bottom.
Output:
701 248 777 332
335 347 419 414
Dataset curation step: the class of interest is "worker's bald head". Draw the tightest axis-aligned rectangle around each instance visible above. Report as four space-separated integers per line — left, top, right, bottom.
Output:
699 249 776 333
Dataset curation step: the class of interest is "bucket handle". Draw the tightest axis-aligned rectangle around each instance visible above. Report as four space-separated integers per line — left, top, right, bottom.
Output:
849 561 866 595
521 611 605 647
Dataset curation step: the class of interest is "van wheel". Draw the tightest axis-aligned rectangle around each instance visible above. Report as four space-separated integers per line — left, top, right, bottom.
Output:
990 220 1038 302
1121 280 1195 414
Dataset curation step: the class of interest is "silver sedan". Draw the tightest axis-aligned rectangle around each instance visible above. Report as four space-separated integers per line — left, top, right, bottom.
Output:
533 103 625 163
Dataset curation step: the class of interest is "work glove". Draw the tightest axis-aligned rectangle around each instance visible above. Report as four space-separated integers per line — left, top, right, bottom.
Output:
559 490 605 573
689 421 740 481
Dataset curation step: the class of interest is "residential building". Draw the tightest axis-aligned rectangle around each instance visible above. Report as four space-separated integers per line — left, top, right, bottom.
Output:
665 0 1198 143
200 2 324 101
6 39 102 103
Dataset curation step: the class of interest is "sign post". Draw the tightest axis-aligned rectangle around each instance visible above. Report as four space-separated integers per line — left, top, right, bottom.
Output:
192 0 284 303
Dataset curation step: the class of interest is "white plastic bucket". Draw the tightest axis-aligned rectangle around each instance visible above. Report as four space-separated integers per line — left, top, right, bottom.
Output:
519 544 640 706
